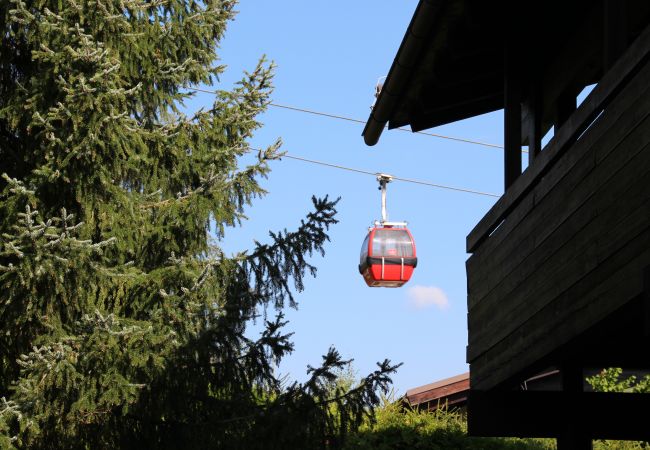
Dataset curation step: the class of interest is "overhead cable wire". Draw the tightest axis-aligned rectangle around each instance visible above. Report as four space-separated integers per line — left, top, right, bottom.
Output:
189 87 505 150
270 102 504 149
281 153 501 198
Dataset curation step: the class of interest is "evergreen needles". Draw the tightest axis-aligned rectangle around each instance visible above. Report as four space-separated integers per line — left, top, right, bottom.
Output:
0 1 399 448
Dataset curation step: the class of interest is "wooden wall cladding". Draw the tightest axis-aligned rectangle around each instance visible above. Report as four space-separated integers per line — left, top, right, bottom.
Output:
466 55 650 390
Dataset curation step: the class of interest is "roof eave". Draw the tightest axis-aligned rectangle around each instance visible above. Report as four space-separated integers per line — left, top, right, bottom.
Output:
362 0 443 146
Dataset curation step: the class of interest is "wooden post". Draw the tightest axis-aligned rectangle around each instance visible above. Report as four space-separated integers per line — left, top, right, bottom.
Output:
555 87 576 130
643 266 650 337
557 364 592 450
604 0 627 70
524 77 542 164
504 29 522 189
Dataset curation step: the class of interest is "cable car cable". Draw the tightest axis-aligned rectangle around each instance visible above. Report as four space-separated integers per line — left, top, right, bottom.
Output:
281 153 501 198
188 87 507 150
268 102 505 150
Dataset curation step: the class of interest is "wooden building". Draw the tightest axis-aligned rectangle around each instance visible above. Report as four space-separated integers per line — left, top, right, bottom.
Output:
403 369 648 412
363 1 650 448
404 372 470 411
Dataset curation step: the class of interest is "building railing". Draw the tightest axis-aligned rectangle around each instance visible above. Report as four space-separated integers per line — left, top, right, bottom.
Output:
467 24 650 254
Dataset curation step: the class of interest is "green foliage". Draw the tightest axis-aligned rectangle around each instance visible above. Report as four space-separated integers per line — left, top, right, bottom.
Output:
345 398 648 450
587 368 650 394
344 398 554 450
593 440 649 450
0 1 398 448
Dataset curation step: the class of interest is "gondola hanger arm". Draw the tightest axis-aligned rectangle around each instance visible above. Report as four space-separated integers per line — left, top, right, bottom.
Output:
376 173 406 227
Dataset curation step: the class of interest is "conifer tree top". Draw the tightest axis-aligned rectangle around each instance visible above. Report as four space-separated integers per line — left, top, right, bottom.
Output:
0 2 398 448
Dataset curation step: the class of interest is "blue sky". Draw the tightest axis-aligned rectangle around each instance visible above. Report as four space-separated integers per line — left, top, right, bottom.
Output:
190 1 507 394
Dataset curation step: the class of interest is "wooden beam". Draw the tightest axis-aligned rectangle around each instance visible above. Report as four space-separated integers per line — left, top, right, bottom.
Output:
641 266 650 337
523 76 542 163
522 15 543 163
604 0 627 70
561 364 583 393
536 4 603 148
557 431 592 450
468 390 650 440
504 30 522 189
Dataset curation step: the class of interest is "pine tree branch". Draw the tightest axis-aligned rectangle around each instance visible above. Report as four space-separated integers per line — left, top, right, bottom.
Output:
240 195 339 309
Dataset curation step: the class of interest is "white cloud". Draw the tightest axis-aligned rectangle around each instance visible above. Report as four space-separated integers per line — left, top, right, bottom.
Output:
407 285 450 310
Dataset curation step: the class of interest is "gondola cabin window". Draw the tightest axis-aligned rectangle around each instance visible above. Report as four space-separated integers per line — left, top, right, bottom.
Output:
372 229 415 257
360 233 370 265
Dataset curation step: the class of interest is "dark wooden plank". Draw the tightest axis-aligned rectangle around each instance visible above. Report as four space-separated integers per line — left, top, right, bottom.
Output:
466 191 536 297
595 185 650 260
469 149 650 361
467 103 650 315
471 230 650 389
468 103 650 312
470 215 649 370
468 144 650 361
469 104 650 306
467 70 650 306
469 207 600 357
471 297 650 387
468 390 650 440
467 22 650 253
467 157 595 306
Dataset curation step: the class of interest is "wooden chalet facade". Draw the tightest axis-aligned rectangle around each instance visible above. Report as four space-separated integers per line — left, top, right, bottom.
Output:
364 1 650 448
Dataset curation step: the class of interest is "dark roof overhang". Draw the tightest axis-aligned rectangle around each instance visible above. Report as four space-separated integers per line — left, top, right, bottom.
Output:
362 0 443 146
361 0 634 146
363 0 506 146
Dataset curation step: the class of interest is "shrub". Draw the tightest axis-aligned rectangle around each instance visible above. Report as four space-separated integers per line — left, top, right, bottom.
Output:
344 396 553 450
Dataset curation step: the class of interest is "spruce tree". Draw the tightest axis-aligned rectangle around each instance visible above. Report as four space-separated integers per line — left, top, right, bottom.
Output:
0 1 398 448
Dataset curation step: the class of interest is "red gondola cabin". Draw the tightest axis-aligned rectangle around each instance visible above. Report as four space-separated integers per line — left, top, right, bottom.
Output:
359 226 417 287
